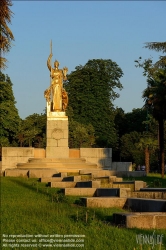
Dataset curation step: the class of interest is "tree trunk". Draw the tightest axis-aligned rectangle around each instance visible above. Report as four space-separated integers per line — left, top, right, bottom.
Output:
145 146 150 173
158 116 165 178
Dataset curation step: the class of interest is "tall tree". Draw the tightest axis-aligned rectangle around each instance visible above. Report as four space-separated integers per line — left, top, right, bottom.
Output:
0 0 14 70
136 41 166 177
65 59 123 148
0 72 20 146
135 136 158 173
143 67 166 177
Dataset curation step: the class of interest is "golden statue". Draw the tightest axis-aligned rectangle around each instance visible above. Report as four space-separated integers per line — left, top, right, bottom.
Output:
44 41 68 112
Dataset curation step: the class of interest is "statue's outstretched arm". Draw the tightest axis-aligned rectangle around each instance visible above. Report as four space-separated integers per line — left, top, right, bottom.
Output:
47 53 53 72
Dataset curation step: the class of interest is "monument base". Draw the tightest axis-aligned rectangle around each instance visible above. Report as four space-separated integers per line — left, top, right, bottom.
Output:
46 146 69 158
46 109 69 158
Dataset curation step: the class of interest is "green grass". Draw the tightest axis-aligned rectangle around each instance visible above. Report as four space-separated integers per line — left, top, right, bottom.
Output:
123 173 166 188
1 176 166 250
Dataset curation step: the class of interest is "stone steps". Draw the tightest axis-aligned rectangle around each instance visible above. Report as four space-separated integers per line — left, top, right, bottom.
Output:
40 175 82 183
113 212 166 229
50 180 101 188
17 162 98 169
28 158 86 163
130 191 166 199
81 197 127 208
125 198 166 212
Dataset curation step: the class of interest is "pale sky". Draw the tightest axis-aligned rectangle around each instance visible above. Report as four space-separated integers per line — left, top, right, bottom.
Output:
5 1 166 119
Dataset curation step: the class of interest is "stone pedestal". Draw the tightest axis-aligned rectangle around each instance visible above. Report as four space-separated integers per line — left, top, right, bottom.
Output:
46 102 69 158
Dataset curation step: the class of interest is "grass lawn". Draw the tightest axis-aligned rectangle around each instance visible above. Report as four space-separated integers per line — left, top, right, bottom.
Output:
123 173 166 188
1 175 166 250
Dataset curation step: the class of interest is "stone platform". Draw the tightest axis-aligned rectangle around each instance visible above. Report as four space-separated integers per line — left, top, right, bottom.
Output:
113 212 166 229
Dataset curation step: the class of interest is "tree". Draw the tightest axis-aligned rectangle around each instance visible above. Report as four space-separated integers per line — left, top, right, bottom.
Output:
143 67 166 177
144 42 166 66
0 72 20 146
136 41 166 177
124 108 148 134
17 113 46 147
120 131 143 165
65 59 123 148
69 120 95 148
135 136 158 173
0 0 14 70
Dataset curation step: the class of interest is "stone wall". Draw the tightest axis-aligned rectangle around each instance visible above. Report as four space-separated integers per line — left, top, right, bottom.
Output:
69 149 80 158
1 147 132 172
34 148 46 158
1 147 34 172
80 148 112 168
111 162 132 171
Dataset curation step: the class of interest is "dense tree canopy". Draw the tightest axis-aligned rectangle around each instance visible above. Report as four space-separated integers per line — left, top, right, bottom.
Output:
65 59 123 147
0 72 20 146
0 0 14 70
16 113 46 147
136 41 166 177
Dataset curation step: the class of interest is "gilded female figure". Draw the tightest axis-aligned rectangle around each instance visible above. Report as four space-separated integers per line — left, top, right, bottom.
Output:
47 53 68 111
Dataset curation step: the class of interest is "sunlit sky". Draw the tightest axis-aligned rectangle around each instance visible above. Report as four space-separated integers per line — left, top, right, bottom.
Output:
5 1 166 119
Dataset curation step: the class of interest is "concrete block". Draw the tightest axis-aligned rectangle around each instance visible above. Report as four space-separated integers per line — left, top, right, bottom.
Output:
62 176 82 182
76 181 100 188
40 177 63 182
79 170 113 176
54 172 67 177
80 148 112 158
108 176 117 182
81 197 127 208
50 182 76 188
119 188 131 198
131 191 166 199
140 188 166 192
62 188 96 196
46 147 69 158
116 171 147 178
2 147 34 171
47 119 68 130
80 148 112 168
5 169 28 177
134 181 146 191
69 149 80 158
111 162 132 171
34 148 46 158
113 212 166 229
29 169 58 178
112 182 135 191
126 198 166 212
58 139 69 147
115 177 123 182
95 188 119 197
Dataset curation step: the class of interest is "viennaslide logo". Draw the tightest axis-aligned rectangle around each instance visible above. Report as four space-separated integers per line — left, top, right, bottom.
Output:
136 230 164 249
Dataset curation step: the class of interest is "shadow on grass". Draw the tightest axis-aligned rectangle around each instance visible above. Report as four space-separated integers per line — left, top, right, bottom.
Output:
8 177 58 198
124 174 166 188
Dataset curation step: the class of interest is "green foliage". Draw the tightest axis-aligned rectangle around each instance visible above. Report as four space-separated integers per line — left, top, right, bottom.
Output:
0 72 20 146
16 113 46 147
120 131 143 165
124 108 148 134
0 0 14 70
69 119 95 148
136 42 166 177
65 59 123 148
